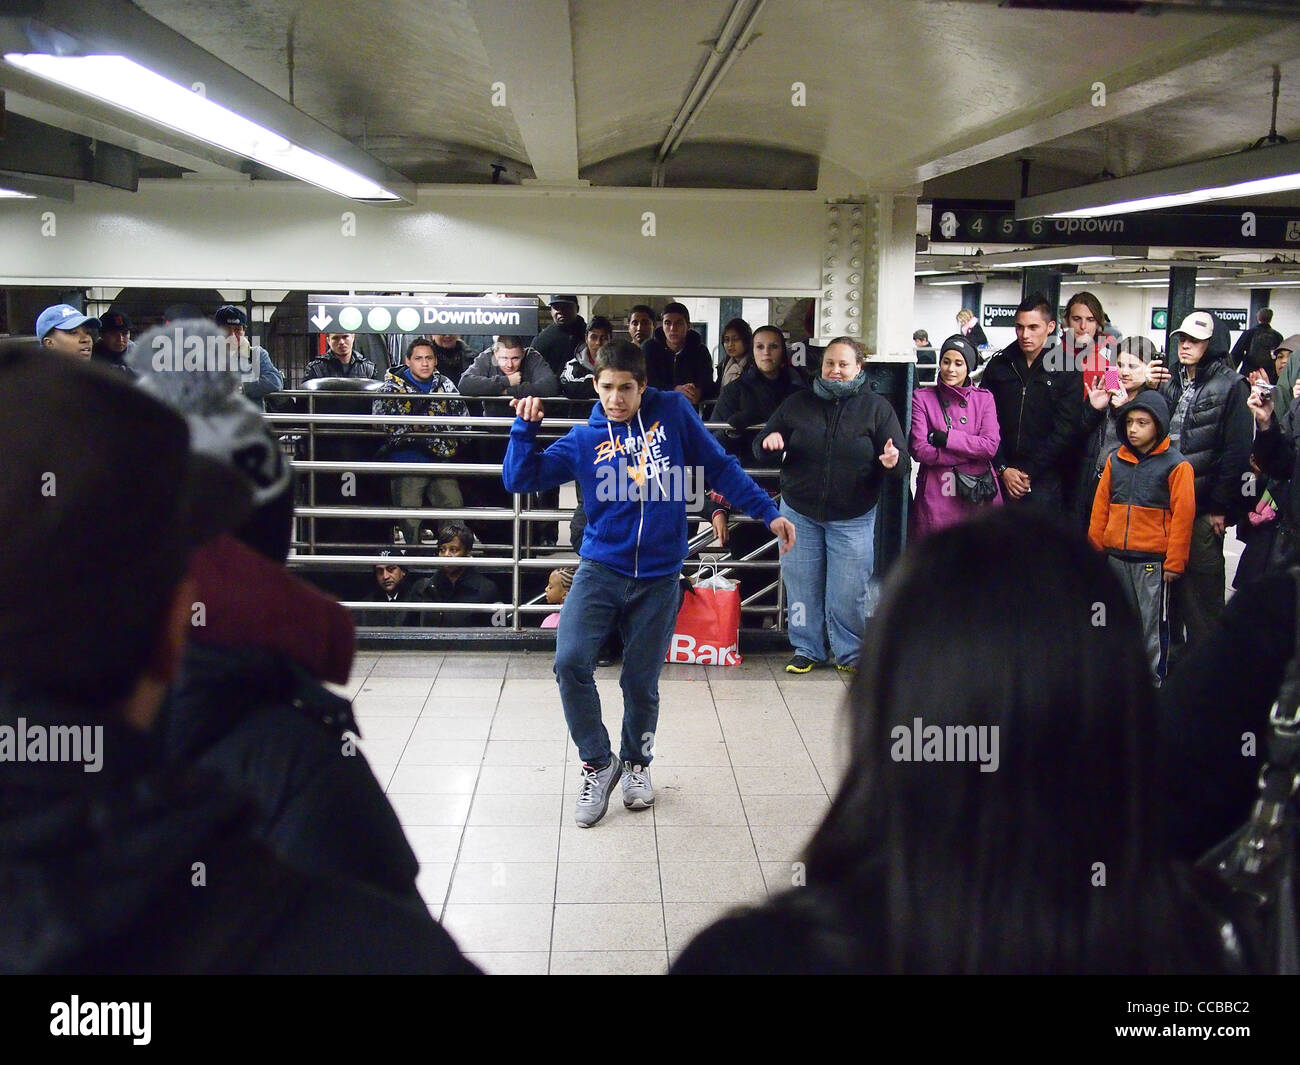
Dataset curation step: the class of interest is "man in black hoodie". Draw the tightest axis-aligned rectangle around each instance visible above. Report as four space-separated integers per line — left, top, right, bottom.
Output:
1151 311 1253 649
981 293 1081 512
0 345 475 974
642 301 716 406
531 295 588 377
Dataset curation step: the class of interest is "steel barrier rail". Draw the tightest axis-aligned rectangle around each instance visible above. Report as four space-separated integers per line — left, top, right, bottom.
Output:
266 395 789 642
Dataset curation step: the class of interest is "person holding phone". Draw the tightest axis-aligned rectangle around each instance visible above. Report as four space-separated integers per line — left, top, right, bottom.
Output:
1075 337 1156 525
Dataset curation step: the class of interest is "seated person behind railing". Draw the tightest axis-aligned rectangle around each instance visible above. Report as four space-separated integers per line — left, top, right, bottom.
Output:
560 316 613 400
374 337 467 548
459 334 559 398
541 566 575 628
305 332 383 381
359 550 424 627
418 521 503 627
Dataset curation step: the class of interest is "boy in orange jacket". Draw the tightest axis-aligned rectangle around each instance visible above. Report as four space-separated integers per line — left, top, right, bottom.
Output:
1088 391 1195 684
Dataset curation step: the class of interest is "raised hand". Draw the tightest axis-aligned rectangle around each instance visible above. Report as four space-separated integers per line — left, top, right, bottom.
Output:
510 396 545 422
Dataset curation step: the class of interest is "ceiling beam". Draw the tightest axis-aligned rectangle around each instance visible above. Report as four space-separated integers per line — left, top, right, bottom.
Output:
465 0 582 184
891 19 1300 187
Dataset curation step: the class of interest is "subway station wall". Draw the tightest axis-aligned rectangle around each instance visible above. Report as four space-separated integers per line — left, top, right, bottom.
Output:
0 182 829 296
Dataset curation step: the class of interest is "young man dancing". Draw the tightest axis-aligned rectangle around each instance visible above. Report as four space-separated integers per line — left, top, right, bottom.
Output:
504 340 795 826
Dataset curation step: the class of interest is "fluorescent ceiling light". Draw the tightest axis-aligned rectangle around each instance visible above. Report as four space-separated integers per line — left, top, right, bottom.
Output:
974 246 1145 269
4 53 401 202
1115 278 1220 286
922 275 983 286
914 269 950 276
1240 279 1300 287
0 187 36 199
1016 141 1300 219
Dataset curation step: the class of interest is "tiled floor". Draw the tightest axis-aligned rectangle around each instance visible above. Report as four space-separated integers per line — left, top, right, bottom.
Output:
333 651 853 975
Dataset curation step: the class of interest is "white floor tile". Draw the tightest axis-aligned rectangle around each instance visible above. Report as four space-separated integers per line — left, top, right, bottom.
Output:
387 764 480 794
659 861 766 904
447 862 558 905
555 862 662 904
441 904 553 953
459 825 561 863
549 951 668 976
551 903 665 952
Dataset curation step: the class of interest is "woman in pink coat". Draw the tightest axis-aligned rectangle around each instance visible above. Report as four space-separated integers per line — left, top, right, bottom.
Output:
910 334 1003 539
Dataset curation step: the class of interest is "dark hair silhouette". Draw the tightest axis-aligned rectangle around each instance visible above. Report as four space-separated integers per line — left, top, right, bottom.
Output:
1017 292 1056 322
778 509 1228 973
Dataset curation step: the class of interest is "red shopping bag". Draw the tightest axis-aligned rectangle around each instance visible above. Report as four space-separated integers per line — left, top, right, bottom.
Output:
666 568 742 665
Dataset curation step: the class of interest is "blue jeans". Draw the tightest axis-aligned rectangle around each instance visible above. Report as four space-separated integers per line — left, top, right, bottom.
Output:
554 560 683 767
779 499 876 667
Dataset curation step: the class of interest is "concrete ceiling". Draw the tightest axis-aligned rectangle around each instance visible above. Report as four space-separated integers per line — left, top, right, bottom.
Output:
2 0 1300 201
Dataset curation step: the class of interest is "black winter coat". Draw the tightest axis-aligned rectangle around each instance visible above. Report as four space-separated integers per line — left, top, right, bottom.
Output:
358 574 426 627
1252 412 1300 544
642 330 716 402
754 386 910 522
1160 571 1300 862
157 644 423 907
532 317 588 377
415 570 503 627
0 692 476 974
712 362 808 458
304 354 382 381
981 341 1083 480
1157 356 1253 518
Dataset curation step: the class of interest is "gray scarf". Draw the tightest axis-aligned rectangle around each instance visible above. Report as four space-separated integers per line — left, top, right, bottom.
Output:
813 373 868 401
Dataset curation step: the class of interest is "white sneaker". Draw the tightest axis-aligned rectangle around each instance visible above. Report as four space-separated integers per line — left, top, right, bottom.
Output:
622 762 654 809
575 760 623 828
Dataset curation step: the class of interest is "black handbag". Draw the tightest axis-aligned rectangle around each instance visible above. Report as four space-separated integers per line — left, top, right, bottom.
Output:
1196 564 1300 973
936 393 998 505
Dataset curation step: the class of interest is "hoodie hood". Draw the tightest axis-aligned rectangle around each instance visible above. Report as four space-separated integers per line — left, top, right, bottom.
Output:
1117 390 1171 442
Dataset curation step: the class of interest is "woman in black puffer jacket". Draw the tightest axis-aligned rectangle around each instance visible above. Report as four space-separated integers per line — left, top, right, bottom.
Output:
754 336 909 675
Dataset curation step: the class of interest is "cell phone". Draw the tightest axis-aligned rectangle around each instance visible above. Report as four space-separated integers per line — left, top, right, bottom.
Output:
1103 367 1120 391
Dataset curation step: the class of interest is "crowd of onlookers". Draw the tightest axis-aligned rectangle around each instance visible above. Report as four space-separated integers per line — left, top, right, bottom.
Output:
27 290 1300 681
908 295 1297 687
8 286 1300 974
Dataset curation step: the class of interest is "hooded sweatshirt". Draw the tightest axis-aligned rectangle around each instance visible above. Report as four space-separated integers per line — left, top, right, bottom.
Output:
1088 392 1195 573
503 387 779 578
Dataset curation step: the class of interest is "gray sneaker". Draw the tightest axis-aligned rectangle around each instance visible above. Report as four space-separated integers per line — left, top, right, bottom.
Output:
575 759 623 828
622 761 654 809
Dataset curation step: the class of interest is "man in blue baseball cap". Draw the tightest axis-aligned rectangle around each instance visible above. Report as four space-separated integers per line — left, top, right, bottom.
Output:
36 304 100 360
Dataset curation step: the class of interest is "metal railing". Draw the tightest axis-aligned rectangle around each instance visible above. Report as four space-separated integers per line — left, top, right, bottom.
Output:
266 390 785 635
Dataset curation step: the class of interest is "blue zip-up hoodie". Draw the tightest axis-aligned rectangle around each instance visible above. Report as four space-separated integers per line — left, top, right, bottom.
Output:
503 387 780 579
